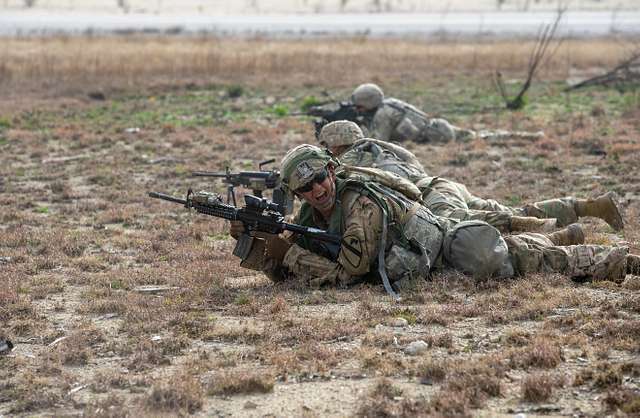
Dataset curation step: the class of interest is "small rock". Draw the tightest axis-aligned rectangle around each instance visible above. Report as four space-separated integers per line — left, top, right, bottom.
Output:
0 257 11 264
264 96 276 105
390 317 408 328
244 401 258 409
124 127 140 134
404 340 429 356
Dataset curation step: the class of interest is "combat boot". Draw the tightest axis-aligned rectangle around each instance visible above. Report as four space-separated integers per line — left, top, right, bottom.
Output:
627 254 640 276
509 216 557 233
574 192 624 231
546 223 585 246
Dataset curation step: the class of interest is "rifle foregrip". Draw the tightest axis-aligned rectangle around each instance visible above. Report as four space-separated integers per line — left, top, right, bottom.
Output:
193 204 238 221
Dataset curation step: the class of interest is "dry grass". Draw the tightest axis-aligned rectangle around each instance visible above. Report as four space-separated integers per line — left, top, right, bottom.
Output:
206 369 275 396
145 373 204 414
0 37 634 100
521 372 565 402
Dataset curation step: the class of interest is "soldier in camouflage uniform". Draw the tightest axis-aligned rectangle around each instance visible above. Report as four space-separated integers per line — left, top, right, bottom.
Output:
229 144 638 295
351 83 543 143
318 120 624 234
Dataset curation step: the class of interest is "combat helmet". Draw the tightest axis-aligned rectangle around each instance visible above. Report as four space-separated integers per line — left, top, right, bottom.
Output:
280 144 337 194
351 83 384 110
318 120 364 149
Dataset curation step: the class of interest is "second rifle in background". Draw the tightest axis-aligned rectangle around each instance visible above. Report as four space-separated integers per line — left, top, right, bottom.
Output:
192 158 292 215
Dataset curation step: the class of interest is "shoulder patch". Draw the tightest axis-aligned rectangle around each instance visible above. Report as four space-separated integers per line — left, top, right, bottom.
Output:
341 234 363 269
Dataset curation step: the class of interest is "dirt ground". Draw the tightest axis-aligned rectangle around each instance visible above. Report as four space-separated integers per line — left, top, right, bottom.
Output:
1 36 639 417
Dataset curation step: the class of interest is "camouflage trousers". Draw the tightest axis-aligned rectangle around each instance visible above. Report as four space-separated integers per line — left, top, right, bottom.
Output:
416 177 581 230
504 233 628 282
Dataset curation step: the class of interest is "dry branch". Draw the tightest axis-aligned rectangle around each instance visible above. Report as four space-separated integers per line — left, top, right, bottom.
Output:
494 8 565 110
565 52 640 91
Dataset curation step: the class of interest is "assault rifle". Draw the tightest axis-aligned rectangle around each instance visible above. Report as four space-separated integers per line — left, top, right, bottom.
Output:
148 190 342 261
294 101 361 138
192 159 291 215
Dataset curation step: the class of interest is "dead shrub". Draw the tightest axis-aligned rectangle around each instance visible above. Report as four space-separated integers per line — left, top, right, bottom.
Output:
426 332 453 349
207 369 274 396
521 372 564 402
48 324 105 366
359 347 408 376
74 255 107 272
574 362 622 389
7 372 63 414
502 329 531 347
127 340 170 371
145 374 203 414
61 233 91 258
91 371 131 393
443 359 504 408
414 357 448 384
428 389 471 418
355 378 429 418
167 311 216 339
85 394 129 418
602 388 640 414
418 304 450 326
204 322 263 344
508 337 563 369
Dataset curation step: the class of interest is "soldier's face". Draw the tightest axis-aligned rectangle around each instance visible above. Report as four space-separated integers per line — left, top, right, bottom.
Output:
298 166 337 216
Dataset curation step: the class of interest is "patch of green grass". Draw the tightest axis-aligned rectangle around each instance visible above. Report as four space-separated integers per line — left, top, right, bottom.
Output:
209 233 230 241
301 95 323 111
234 293 251 306
393 308 417 325
110 279 124 290
270 104 289 117
35 206 49 214
0 117 11 129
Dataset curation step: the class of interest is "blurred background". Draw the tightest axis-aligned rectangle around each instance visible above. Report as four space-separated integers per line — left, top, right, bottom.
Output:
1 0 638 37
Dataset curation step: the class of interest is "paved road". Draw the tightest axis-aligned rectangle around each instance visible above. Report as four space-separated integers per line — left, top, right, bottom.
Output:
0 11 638 37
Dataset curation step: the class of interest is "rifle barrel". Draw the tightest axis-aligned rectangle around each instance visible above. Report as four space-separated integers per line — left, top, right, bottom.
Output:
191 172 229 177
148 192 187 205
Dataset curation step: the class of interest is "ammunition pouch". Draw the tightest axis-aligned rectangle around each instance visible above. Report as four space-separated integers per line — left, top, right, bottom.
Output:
234 233 267 271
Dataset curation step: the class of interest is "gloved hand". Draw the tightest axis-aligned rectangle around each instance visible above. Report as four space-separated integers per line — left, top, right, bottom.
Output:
251 231 292 263
229 221 245 239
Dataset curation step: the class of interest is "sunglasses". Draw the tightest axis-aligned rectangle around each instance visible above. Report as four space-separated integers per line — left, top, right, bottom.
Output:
294 169 328 194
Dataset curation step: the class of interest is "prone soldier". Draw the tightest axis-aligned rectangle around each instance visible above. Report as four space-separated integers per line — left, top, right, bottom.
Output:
318 120 624 234
229 144 639 297
350 83 542 143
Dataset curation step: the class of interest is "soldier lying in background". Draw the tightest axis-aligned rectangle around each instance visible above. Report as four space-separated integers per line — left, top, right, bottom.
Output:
229 144 639 297
350 83 543 143
317 120 624 234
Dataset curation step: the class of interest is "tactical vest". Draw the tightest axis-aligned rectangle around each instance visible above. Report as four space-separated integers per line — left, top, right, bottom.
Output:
296 177 445 286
